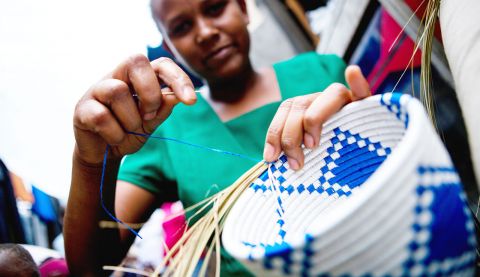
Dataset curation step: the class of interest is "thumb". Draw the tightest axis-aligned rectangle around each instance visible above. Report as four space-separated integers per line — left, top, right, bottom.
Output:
345 65 371 101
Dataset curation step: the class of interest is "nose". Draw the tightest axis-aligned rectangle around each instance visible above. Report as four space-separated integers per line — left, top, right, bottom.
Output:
195 18 219 46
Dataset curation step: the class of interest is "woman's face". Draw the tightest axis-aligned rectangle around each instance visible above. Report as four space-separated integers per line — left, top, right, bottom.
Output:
151 0 251 81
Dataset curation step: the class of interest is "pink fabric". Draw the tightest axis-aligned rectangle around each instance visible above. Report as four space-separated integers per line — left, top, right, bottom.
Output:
367 0 442 92
161 202 186 255
39 258 69 277
367 9 421 92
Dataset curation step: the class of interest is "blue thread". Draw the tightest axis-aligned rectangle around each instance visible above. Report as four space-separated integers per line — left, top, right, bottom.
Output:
100 131 264 238
127 131 261 163
100 145 143 238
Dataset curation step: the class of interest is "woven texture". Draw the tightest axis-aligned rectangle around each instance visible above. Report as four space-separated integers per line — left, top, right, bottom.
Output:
222 93 476 276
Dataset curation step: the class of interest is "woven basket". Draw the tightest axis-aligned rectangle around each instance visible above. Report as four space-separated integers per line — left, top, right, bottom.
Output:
222 93 477 276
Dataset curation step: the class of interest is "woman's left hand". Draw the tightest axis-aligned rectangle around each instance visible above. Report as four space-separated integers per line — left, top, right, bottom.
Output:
264 65 371 170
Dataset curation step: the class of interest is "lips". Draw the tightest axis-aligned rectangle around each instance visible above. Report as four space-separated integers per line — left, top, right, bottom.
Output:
203 44 237 67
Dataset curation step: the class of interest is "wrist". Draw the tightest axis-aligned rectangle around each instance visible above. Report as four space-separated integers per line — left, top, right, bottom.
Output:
72 149 122 183
73 144 122 169
71 149 122 192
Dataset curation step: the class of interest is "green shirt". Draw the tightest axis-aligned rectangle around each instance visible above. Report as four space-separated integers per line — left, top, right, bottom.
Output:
118 52 346 275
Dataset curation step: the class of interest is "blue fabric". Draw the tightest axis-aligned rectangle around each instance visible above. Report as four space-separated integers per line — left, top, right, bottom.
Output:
31 185 57 223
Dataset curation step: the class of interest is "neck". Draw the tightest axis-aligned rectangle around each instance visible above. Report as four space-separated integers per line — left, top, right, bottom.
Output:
207 65 259 104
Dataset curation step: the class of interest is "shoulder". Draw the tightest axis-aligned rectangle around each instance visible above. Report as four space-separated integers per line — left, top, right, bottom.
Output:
273 52 347 98
274 52 345 72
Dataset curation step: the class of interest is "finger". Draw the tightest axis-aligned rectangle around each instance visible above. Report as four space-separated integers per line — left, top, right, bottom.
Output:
303 83 351 147
345 65 371 100
264 99 293 162
281 95 317 170
151 57 197 105
142 88 181 134
112 54 163 121
74 98 126 146
91 79 143 133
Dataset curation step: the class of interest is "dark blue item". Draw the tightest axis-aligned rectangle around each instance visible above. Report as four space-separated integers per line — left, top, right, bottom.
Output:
31 185 57 223
0 159 26 243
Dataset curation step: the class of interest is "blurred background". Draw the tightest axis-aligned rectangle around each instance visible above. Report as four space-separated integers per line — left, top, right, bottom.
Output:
1 0 475 204
0 0 162 201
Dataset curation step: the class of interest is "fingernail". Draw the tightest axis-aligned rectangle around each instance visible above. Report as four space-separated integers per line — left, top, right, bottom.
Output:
304 133 315 149
289 158 300 171
143 111 156 121
263 143 275 161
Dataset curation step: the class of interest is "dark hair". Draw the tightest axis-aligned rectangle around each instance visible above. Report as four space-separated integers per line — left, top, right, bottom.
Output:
0 244 40 277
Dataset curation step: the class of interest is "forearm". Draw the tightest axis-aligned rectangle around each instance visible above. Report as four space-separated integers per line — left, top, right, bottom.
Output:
66 51 195 275
64 153 125 276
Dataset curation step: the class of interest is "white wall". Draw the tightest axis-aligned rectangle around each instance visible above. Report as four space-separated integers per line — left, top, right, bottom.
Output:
0 0 161 201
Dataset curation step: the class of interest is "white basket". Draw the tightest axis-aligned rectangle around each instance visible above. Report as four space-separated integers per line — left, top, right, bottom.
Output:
222 93 477 276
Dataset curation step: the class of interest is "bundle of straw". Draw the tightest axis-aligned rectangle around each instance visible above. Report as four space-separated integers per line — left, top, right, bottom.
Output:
103 162 267 276
153 161 268 277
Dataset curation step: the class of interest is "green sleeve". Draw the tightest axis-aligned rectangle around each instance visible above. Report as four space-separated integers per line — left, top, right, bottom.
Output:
117 129 178 202
273 52 347 99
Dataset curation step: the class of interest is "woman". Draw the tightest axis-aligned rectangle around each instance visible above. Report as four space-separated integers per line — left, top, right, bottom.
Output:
64 0 371 275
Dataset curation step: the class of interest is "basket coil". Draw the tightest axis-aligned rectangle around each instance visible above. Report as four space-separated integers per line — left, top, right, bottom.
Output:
222 93 477 276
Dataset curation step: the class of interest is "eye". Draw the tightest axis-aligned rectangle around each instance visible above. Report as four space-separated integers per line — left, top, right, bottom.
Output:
205 1 227 17
170 20 192 37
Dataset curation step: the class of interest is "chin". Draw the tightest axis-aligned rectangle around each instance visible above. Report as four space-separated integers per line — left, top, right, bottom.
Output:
209 54 250 79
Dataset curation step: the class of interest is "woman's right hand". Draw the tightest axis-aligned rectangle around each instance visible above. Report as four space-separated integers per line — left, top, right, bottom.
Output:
73 55 196 166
